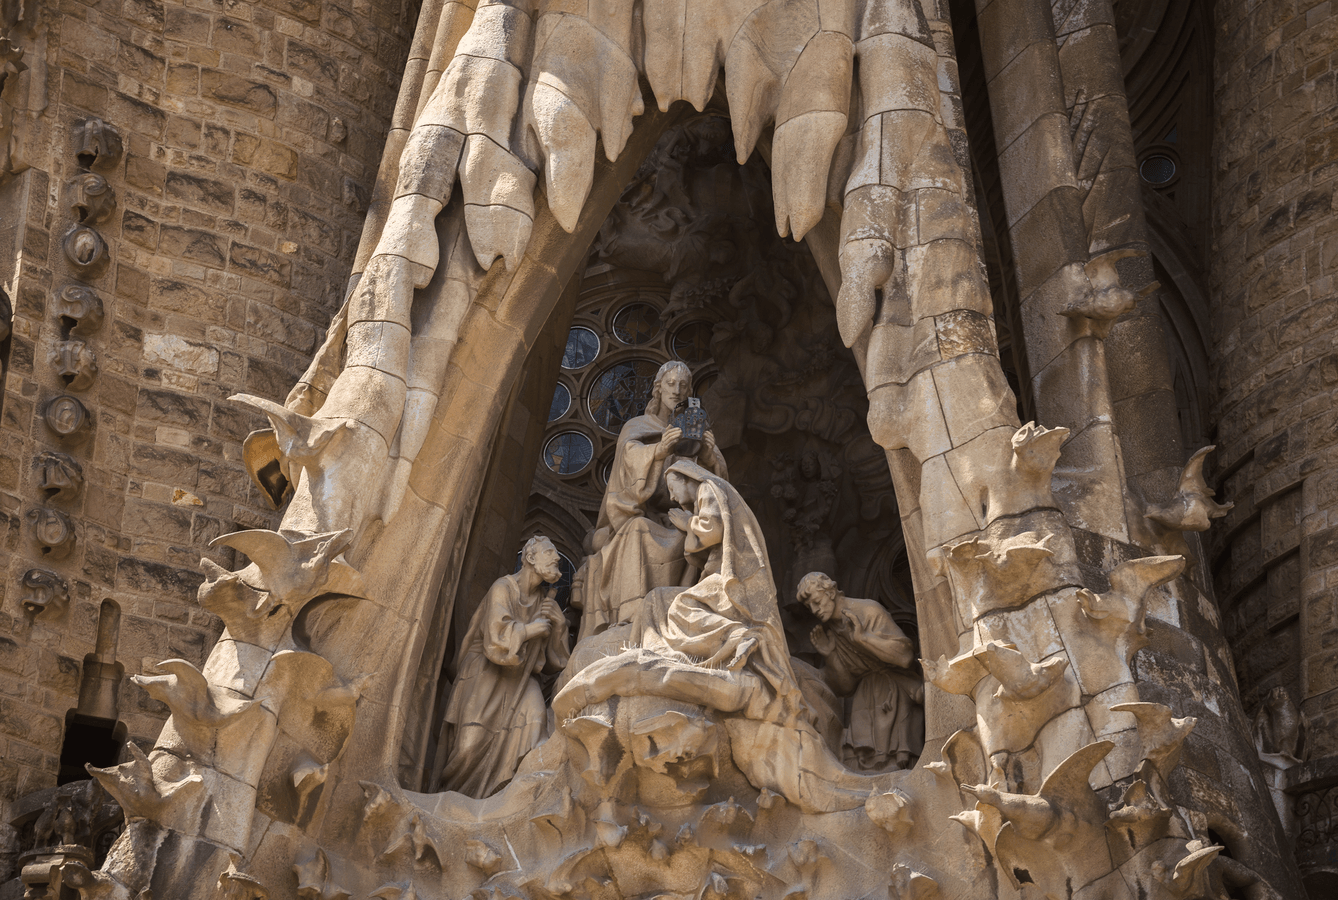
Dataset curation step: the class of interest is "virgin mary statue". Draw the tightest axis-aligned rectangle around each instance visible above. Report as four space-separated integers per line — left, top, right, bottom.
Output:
635 459 807 727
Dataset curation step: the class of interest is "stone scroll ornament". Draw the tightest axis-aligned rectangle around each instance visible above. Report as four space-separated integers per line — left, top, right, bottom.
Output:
69 1 1267 899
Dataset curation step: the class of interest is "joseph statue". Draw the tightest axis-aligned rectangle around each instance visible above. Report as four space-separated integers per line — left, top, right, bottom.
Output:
436 535 571 798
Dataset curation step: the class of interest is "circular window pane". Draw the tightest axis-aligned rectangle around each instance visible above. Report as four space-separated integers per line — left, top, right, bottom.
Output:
561 326 600 369
544 431 594 475
548 382 572 421
588 358 659 433
613 303 660 345
1139 155 1176 185
672 321 714 364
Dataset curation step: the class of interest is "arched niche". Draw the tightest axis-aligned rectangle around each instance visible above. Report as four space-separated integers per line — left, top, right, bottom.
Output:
394 110 925 790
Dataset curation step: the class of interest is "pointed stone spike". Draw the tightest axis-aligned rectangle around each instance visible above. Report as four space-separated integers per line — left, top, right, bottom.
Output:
1103 556 1185 630
1172 843 1222 892
976 642 1067 701
210 528 363 604
940 727 988 787
723 24 783 163
889 864 940 900
921 651 986 696
640 0 687 110
1147 446 1234 531
1010 421 1069 475
529 82 596 233
459 133 536 270
835 237 894 348
773 110 848 239
949 809 986 838
88 741 204 820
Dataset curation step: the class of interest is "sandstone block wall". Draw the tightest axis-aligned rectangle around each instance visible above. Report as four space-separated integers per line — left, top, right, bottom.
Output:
0 0 413 821
1211 0 1338 746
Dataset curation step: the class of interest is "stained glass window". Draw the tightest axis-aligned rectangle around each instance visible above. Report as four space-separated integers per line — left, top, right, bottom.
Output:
588 358 659 433
548 382 571 421
543 431 594 474
613 303 659 345
561 326 600 369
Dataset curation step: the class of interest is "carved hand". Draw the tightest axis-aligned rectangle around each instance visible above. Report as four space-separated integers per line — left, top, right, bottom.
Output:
667 507 693 533
701 429 717 460
526 619 553 641
656 427 683 460
811 624 836 656
540 596 565 628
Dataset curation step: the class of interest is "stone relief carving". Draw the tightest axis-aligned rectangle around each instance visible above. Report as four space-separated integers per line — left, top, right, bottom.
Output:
10 780 123 900
58 1 1270 898
36 449 84 501
18 567 68 620
54 283 105 337
435 535 570 797
572 360 726 642
43 394 91 442
68 172 116 225
74 117 122 171
798 572 923 771
62 225 109 277
49 339 98 391
27 504 76 558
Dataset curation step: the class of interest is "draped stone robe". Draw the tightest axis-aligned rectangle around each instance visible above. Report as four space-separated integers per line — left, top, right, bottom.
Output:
575 410 726 641
636 459 806 726
813 597 923 770
438 573 570 797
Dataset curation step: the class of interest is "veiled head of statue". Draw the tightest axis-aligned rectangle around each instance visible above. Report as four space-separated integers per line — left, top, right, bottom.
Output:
647 360 691 418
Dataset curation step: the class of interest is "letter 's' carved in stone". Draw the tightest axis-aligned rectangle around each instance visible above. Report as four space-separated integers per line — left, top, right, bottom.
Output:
20 568 69 620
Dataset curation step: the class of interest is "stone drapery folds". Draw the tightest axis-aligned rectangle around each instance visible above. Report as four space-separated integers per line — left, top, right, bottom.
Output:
59 0 1292 897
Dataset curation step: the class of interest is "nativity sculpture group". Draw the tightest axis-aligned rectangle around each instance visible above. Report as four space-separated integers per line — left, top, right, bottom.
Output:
437 361 925 801
60 0 1271 893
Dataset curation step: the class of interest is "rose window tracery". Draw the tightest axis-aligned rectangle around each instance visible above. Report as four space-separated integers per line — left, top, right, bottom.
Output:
538 280 719 502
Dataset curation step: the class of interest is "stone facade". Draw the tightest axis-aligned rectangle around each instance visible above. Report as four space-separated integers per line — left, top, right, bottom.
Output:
0 0 1333 897
0 0 415 851
1210 0 1338 891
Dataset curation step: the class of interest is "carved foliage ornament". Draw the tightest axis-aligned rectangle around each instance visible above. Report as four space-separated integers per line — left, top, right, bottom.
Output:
49 340 98 391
